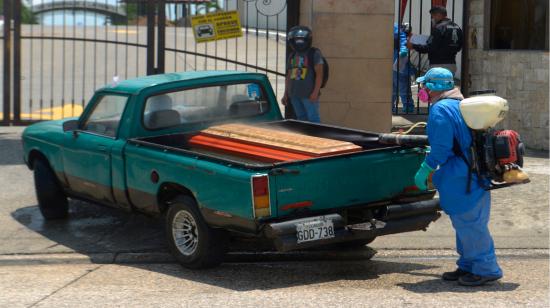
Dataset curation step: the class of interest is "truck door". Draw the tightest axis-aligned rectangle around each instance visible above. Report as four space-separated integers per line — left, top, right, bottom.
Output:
63 94 129 205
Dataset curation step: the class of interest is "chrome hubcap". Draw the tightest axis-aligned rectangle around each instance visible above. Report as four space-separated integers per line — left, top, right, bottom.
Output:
172 210 198 256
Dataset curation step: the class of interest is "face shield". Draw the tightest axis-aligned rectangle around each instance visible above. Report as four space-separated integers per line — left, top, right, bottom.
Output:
292 29 310 38
288 27 312 52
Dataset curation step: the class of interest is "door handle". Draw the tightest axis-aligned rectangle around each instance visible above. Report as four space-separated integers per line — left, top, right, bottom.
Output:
97 145 108 152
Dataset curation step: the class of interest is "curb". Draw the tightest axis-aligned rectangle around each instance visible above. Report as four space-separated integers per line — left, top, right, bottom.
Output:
0 248 378 266
374 248 550 260
1 248 546 266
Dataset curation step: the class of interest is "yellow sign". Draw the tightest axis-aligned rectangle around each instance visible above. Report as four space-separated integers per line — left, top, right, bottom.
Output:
191 10 243 43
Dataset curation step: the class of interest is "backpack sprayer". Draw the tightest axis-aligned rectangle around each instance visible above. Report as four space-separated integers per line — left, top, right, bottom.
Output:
377 95 529 190
459 95 529 189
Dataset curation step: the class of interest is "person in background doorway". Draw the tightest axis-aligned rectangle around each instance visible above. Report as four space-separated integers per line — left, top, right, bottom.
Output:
408 6 463 75
282 26 324 123
393 23 415 114
414 67 503 287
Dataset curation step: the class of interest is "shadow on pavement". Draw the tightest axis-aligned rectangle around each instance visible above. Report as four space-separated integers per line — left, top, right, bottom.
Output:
11 203 167 254
124 260 437 291
398 278 520 293
13 202 519 292
11 203 281 255
10 203 452 291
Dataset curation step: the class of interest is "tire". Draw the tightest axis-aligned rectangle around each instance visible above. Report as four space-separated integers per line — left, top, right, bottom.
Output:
165 196 228 269
33 159 69 220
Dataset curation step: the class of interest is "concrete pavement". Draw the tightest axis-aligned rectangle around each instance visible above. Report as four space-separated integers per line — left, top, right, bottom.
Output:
0 126 549 307
1 253 548 307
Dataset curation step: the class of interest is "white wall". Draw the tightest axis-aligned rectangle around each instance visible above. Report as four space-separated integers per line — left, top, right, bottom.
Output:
235 0 287 32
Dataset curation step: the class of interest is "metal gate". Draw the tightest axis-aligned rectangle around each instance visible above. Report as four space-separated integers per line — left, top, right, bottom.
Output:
1 0 298 125
393 0 466 115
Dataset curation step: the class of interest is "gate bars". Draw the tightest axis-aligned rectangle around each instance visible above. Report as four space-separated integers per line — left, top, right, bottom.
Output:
394 0 466 115
2 0 299 125
2 0 12 125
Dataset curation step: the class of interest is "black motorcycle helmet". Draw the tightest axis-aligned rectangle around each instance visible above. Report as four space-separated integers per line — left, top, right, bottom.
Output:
287 26 312 52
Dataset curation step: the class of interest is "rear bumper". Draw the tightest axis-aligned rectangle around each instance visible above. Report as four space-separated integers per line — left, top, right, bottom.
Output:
264 198 441 252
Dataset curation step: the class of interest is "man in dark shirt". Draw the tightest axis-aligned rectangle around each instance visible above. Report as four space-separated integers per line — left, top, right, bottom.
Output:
408 6 463 75
282 26 324 123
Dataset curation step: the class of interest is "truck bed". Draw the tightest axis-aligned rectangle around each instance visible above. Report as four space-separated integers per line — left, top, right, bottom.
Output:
128 120 431 218
130 120 403 169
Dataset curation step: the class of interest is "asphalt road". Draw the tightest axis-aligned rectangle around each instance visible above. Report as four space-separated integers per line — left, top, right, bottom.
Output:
0 126 549 307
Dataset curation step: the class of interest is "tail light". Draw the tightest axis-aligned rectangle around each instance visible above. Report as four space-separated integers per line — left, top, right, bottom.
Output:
251 174 271 218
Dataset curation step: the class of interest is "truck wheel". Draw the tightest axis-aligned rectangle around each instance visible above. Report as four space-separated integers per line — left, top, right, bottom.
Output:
33 159 69 220
165 196 228 269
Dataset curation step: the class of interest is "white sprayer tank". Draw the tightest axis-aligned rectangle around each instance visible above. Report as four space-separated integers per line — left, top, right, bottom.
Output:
459 95 509 130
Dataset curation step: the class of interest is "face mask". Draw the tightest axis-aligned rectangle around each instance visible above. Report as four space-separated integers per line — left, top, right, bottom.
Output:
418 88 430 103
431 18 437 26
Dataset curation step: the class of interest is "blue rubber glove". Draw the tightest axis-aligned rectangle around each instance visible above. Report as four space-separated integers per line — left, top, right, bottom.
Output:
399 50 408 57
414 161 434 190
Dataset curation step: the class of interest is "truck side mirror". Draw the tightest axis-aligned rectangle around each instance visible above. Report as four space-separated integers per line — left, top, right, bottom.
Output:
62 120 79 132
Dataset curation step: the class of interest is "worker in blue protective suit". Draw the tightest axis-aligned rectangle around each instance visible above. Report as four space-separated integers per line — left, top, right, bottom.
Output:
392 23 415 114
414 67 503 287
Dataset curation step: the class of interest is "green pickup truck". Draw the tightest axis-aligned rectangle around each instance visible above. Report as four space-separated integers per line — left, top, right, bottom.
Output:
22 71 440 268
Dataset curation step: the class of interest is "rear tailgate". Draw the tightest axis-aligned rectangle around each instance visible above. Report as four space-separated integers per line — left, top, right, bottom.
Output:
272 147 426 217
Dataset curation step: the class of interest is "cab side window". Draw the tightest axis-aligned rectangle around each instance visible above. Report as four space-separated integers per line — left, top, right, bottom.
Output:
82 95 128 137
143 83 269 130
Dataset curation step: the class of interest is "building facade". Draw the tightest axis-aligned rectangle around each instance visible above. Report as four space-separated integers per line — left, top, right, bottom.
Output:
466 0 549 150
300 0 548 150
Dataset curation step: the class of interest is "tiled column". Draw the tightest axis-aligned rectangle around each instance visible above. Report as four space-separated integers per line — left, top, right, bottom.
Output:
300 0 394 132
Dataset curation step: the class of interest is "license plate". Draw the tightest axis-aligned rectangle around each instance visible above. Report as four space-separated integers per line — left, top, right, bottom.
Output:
296 216 335 243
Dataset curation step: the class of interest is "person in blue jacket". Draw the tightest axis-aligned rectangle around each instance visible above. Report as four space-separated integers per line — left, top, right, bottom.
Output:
393 23 415 114
414 67 503 286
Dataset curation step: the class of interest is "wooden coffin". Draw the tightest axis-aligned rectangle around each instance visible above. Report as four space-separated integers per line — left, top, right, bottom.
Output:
188 123 362 162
